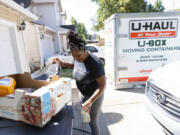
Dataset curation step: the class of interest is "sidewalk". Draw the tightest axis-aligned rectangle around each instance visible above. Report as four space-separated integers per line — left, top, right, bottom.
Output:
71 80 165 135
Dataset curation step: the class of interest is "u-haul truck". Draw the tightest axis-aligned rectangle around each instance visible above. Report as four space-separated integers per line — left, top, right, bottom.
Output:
105 12 180 89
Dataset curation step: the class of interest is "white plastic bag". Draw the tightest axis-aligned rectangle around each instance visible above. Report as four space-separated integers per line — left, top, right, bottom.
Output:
73 60 87 81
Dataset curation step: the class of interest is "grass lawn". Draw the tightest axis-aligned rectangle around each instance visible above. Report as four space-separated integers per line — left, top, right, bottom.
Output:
60 68 73 78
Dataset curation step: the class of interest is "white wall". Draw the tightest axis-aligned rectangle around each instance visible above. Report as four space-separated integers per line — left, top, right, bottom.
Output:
36 5 57 30
36 4 62 53
40 34 55 63
23 23 42 68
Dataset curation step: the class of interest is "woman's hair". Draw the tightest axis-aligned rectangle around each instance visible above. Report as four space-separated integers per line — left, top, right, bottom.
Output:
67 31 86 50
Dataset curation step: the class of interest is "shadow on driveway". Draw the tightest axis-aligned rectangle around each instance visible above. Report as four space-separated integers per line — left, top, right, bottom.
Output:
100 112 123 135
72 88 123 135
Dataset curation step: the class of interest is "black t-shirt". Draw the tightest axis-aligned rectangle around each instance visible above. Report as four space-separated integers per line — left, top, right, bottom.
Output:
76 54 105 97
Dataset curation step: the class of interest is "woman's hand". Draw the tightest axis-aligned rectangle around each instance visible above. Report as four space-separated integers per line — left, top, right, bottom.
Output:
81 100 93 113
53 58 64 66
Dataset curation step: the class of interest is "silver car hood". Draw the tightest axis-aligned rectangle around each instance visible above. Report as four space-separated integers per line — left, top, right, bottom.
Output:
149 61 180 98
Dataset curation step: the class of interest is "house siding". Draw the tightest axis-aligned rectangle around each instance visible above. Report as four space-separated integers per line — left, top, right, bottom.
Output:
35 4 61 53
0 6 18 23
23 22 42 68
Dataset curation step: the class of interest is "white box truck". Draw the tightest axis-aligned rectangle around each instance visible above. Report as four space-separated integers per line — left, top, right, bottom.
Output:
105 12 180 89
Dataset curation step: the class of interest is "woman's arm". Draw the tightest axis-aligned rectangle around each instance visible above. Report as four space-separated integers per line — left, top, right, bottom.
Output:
81 75 106 113
61 62 74 69
53 58 74 69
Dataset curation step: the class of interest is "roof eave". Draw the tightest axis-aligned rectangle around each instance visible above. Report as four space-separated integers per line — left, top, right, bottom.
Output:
0 0 38 21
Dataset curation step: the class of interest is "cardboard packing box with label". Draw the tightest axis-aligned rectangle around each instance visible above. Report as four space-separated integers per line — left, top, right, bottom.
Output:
0 72 71 127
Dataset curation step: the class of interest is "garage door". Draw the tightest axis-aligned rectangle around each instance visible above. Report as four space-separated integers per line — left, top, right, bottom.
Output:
41 35 55 64
0 26 20 77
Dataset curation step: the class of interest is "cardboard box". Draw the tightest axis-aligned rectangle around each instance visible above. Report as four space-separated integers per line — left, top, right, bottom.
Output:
0 72 71 127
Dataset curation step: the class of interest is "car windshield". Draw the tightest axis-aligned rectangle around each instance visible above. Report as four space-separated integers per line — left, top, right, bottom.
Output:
63 50 72 56
85 46 98 53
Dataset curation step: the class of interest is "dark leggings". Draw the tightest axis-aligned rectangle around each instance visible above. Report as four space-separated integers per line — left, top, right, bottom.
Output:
81 94 104 135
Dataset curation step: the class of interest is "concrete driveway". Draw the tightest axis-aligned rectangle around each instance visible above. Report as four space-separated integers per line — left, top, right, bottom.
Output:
72 80 166 135
99 82 165 135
